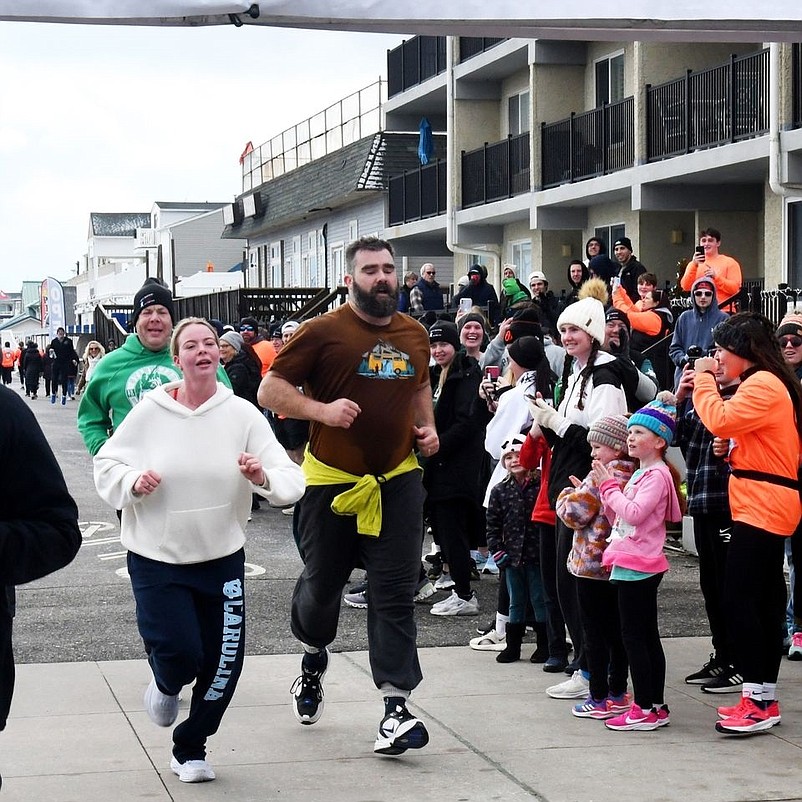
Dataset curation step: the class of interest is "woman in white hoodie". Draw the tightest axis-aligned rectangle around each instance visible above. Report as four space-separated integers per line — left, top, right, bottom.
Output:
94 318 305 784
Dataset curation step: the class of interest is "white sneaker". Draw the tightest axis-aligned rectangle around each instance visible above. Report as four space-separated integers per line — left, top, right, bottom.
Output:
413 580 436 602
434 571 455 590
170 756 216 783
469 629 507 651
430 591 479 617
144 678 179 726
481 552 500 574
546 670 590 699
281 506 295 516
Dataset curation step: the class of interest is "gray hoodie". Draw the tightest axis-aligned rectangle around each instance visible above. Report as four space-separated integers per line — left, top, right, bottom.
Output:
668 277 729 389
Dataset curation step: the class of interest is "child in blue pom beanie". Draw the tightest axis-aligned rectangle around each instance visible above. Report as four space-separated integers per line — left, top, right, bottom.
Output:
590 391 684 732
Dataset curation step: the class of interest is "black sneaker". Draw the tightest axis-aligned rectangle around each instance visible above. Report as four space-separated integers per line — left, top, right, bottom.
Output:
685 653 725 685
374 702 430 755
469 564 481 582
701 667 743 694
290 649 329 725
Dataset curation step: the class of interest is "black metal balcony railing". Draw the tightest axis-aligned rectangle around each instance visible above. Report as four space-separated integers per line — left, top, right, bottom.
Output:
388 161 447 225
541 98 635 189
458 37 506 62
387 36 446 98
461 133 530 208
646 48 770 161
793 44 802 129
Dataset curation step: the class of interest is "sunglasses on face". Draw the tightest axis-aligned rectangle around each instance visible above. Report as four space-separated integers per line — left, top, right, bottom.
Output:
240 325 255 332
424 271 435 276
779 335 802 348
693 291 713 298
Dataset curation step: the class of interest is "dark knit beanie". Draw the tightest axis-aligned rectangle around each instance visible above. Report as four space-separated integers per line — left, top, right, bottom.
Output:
507 336 545 371
505 307 543 343
132 278 175 326
713 312 778 362
428 321 460 349
457 312 487 334
605 307 631 332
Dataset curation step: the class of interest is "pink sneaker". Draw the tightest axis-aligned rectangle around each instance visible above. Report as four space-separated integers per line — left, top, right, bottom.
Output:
655 704 670 727
606 692 632 714
605 703 660 731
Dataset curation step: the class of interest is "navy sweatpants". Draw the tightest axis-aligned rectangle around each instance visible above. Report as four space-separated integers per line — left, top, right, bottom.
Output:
128 549 245 762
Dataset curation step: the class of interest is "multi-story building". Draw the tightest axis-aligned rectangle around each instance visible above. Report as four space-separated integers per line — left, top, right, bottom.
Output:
383 36 802 301
73 203 247 327
223 80 454 294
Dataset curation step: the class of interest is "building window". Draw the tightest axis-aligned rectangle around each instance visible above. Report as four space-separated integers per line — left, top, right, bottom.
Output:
510 240 532 275
331 244 345 287
595 52 624 107
594 224 626 254
508 90 531 136
270 242 282 287
348 220 358 242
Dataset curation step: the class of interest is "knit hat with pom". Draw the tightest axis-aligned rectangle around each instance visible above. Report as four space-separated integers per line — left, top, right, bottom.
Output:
776 312 802 340
628 391 677 445
556 296 606 346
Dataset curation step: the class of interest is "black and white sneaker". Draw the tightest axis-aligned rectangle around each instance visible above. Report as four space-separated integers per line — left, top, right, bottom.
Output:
290 649 329 725
373 702 430 755
701 667 743 694
684 653 725 685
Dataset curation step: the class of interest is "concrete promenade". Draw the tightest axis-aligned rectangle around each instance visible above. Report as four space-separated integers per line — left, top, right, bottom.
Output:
3 637 802 801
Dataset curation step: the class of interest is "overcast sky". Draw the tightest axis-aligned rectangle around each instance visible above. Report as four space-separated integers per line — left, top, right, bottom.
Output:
0 21 404 292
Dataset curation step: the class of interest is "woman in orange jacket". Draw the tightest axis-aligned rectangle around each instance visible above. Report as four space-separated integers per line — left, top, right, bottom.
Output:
692 313 802 736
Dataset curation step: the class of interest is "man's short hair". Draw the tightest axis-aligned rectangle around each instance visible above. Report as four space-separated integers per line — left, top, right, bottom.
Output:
345 236 394 275
638 272 658 286
700 227 722 242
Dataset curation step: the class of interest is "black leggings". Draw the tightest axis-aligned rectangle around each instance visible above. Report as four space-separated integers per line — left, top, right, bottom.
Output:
725 522 786 685
538 522 568 659
556 520 584 668
617 573 665 710
577 577 628 700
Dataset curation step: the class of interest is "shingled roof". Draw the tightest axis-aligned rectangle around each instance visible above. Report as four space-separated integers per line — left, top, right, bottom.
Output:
223 132 445 240
90 213 151 237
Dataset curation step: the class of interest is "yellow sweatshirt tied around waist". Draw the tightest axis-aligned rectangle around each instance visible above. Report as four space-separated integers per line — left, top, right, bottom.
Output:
302 447 421 537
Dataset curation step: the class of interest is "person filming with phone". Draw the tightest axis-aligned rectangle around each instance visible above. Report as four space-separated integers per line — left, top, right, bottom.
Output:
680 228 742 314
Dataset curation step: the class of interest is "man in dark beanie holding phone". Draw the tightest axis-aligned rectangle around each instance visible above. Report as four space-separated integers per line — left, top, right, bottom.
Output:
78 277 229 456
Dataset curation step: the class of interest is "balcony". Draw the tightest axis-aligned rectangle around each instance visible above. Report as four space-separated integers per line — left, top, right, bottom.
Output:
387 36 447 98
541 98 635 189
458 37 506 63
646 48 770 161
388 161 447 225
461 133 530 208
794 44 802 129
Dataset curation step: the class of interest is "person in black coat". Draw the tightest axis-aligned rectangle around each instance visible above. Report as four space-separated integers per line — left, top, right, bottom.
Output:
424 322 488 617
22 342 43 399
219 331 261 409
0 386 81 763
47 327 79 405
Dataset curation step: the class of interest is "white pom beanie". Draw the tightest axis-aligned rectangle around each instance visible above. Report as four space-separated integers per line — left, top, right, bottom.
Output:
556 296 606 346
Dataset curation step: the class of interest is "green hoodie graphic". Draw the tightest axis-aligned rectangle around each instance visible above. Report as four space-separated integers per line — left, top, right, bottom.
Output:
77 333 231 455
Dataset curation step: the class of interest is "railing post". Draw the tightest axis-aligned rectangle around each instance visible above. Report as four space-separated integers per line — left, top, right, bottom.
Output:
483 142 489 204
569 113 576 183
602 103 609 176
729 53 736 143
684 69 691 153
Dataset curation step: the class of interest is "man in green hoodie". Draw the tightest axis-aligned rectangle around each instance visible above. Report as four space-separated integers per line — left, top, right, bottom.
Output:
78 278 229 456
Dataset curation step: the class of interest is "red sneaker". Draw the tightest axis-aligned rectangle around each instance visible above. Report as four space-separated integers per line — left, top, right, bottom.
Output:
714 698 776 734
717 696 751 719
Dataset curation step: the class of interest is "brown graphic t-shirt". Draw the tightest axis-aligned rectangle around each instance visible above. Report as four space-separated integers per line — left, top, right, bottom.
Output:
269 304 431 476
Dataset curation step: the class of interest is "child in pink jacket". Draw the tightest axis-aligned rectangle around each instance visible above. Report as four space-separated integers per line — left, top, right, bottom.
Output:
590 392 683 732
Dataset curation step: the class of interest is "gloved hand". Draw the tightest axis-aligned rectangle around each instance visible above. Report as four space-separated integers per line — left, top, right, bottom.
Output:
492 550 510 569
608 325 630 359
527 396 563 432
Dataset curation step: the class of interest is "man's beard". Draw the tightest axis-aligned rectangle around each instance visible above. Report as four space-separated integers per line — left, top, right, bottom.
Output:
351 280 399 317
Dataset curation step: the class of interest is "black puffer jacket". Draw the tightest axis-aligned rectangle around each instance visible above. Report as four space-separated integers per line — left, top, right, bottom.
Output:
223 350 261 408
423 351 487 503
0 387 81 731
